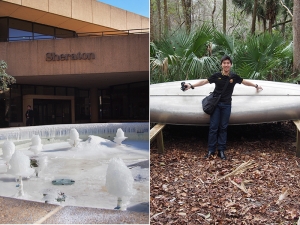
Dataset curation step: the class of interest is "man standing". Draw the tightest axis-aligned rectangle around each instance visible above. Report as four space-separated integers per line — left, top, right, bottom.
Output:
184 55 263 160
25 105 34 126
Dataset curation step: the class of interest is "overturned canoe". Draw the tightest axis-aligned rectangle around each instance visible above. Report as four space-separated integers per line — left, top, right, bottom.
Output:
150 80 300 125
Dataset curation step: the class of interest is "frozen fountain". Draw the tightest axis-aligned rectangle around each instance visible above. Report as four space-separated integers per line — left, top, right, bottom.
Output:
2 140 15 169
29 135 43 155
31 155 48 177
105 157 136 210
113 128 127 145
0 123 149 212
28 134 47 177
68 128 82 147
8 151 34 197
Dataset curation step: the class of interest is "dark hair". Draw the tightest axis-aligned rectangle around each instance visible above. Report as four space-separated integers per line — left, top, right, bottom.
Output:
220 55 232 64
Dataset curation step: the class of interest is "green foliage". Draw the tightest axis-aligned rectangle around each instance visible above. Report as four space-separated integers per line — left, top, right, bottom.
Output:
151 25 294 84
0 60 16 91
150 24 221 83
234 32 294 82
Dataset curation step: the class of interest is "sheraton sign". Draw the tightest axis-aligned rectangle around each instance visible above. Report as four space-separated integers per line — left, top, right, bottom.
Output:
46 52 95 61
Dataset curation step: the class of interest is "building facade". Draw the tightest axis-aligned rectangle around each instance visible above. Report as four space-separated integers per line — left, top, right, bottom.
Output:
0 0 149 127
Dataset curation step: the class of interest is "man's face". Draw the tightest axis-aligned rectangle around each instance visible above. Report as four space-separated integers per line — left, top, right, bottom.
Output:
27 106 30 110
221 59 232 73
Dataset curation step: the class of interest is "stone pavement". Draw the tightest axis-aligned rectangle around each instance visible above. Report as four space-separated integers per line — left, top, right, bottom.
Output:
0 196 149 224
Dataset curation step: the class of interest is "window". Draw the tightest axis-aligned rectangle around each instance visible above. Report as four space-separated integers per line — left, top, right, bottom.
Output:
0 17 8 42
111 85 129 119
129 82 148 119
9 18 32 41
75 89 90 121
36 86 54 95
22 85 35 95
33 24 54 40
0 17 76 42
56 87 66 96
56 28 75 39
10 85 22 122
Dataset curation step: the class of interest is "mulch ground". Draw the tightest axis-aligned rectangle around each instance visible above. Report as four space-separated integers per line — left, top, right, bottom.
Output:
150 121 300 224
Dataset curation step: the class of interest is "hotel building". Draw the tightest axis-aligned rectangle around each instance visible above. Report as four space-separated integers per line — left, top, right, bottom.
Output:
0 0 149 127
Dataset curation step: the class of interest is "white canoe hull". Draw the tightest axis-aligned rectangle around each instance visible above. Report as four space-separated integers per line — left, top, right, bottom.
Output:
150 80 300 125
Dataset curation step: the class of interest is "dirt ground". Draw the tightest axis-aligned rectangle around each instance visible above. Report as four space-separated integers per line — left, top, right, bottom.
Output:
150 121 300 224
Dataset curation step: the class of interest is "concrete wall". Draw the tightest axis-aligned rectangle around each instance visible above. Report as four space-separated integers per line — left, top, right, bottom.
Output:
0 34 149 77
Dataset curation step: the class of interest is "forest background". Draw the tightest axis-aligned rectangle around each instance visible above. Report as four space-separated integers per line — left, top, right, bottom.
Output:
150 0 300 84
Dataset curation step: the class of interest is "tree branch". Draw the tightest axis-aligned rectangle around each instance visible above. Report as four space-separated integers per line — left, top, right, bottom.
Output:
280 0 293 18
272 19 292 27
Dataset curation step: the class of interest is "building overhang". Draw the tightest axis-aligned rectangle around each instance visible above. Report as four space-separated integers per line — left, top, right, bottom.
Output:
0 0 149 34
14 71 149 89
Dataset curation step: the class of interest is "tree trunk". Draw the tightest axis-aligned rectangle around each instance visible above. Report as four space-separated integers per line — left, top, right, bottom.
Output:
268 19 272 33
251 0 258 34
163 0 169 36
293 0 300 72
281 15 288 38
263 18 267 32
156 0 162 39
181 0 192 33
223 0 226 34
150 0 155 41
212 0 216 29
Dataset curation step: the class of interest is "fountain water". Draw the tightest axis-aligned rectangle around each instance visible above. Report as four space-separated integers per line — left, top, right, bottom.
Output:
105 157 136 210
7 151 34 197
29 135 43 155
113 128 127 145
2 140 15 169
68 128 82 147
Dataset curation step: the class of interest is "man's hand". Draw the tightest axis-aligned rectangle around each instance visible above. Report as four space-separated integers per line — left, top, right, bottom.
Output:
184 83 191 90
256 85 263 90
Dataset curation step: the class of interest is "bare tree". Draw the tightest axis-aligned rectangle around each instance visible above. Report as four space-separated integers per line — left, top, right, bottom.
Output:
251 0 258 34
164 0 169 35
212 0 216 28
266 0 279 33
223 0 226 33
293 0 300 72
156 0 162 39
181 0 192 33
150 0 155 41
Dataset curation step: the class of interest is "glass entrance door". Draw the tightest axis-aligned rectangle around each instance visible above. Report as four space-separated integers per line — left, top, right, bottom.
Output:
33 99 71 125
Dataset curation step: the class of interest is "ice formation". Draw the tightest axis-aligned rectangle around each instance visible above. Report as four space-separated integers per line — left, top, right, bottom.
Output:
113 128 127 145
8 151 35 196
31 155 48 177
69 128 82 147
29 135 43 155
8 151 34 177
105 157 136 197
2 140 15 163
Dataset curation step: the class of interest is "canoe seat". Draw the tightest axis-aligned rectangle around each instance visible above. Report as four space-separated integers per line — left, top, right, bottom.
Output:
150 123 166 153
293 120 300 157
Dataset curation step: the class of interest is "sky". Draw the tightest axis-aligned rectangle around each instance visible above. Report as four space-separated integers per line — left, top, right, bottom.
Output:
97 0 149 18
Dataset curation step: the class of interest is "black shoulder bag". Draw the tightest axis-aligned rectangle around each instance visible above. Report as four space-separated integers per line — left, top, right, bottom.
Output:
202 77 230 115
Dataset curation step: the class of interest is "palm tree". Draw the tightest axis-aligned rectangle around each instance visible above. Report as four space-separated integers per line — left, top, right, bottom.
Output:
234 32 293 81
150 24 220 83
151 27 294 84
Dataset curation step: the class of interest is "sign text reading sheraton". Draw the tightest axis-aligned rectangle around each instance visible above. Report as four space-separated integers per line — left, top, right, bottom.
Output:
46 52 95 61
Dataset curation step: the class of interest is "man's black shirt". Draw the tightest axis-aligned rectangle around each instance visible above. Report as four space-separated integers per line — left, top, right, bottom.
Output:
208 72 243 104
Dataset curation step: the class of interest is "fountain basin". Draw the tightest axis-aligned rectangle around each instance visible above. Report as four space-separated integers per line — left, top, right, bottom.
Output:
0 123 149 214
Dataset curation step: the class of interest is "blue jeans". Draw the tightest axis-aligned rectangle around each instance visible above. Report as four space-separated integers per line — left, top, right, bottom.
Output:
208 102 231 153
